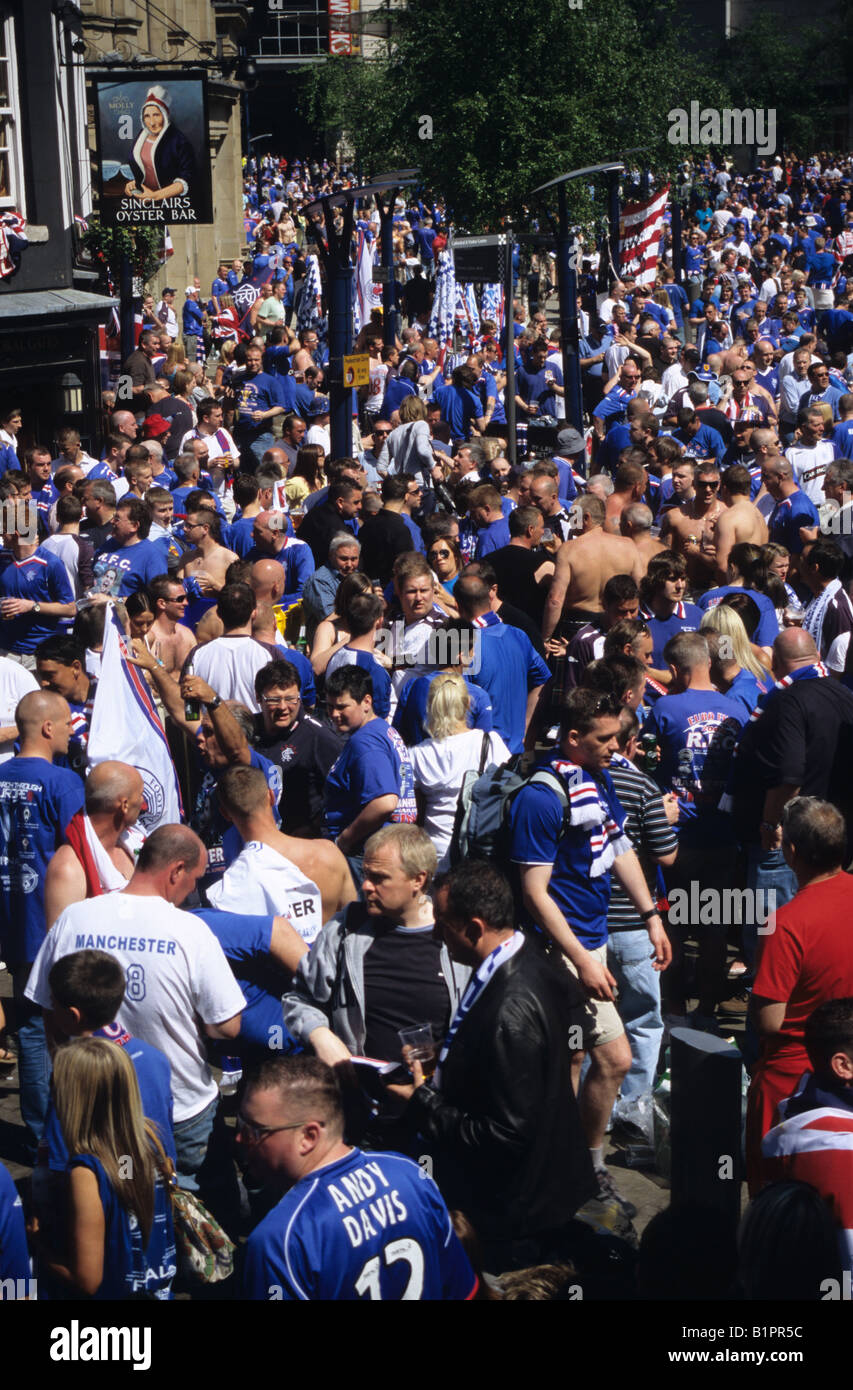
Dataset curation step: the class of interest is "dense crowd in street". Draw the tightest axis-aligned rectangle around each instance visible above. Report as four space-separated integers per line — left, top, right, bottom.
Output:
2 147 853 1302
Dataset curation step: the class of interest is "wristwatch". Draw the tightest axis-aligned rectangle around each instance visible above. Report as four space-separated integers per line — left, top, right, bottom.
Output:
203 694 222 713
32 602 41 614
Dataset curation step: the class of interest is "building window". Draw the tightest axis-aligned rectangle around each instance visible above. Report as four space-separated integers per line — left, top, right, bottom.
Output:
0 16 24 212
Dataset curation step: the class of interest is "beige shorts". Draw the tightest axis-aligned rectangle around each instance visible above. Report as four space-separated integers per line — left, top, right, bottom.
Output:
560 943 626 1050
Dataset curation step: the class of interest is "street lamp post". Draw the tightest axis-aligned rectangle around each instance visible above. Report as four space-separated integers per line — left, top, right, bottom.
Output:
306 178 420 460
248 134 273 220
372 169 420 348
531 162 624 434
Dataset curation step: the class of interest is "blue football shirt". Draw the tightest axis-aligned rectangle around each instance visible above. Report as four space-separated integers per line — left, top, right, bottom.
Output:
243 1147 477 1301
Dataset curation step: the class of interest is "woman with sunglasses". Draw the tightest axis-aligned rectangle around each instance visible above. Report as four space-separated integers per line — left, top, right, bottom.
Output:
427 536 465 599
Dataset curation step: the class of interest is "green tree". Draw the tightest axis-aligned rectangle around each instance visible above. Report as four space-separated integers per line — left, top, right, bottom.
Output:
716 13 845 154
304 0 728 229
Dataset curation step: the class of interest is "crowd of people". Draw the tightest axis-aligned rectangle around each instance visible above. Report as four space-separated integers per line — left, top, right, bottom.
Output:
1 148 853 1302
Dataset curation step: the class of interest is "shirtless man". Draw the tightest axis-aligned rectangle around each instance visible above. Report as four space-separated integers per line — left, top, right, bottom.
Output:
542 494 643 640
209 761 356 926
621 503 666 569
604 457 648 535
43 761 143 926
176 509 239 594
660 461 726 592
714 464 768 581
148 575 196 679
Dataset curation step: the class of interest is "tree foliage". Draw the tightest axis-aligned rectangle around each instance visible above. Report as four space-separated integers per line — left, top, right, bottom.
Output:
716 13 845 154
303 0 728 230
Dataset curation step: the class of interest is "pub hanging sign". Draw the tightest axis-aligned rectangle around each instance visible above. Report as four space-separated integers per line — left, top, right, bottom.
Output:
92 71 214 227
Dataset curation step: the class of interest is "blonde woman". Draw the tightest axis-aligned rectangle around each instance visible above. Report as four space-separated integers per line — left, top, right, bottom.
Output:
39 1038 176 1299
411 672 510 871
700 604 769 717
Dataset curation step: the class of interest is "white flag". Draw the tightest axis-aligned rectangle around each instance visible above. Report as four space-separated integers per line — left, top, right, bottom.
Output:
88 606 183 833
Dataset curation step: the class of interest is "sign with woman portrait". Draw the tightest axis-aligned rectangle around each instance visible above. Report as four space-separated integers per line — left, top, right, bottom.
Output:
92 72 213 227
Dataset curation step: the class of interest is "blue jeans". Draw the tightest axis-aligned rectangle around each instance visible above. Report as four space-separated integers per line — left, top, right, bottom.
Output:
13 964 50 1157
607 931 664 1103
173 1094 239 1232
743 843 798 969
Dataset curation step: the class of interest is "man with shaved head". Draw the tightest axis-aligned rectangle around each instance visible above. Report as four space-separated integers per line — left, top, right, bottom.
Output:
43 760 145 925
0 689 83 1155
249 556 286 608
27 821 245 1208
729 626 853 948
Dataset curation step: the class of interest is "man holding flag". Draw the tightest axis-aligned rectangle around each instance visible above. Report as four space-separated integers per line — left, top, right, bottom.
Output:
86 604 183 838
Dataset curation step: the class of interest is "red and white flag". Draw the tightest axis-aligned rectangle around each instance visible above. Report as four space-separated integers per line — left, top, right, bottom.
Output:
619 187 670 287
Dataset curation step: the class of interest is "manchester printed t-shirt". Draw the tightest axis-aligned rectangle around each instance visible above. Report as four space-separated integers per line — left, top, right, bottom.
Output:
26 895 247 1123
243 1147 477 1301
206 840 323 944
0 757 84 965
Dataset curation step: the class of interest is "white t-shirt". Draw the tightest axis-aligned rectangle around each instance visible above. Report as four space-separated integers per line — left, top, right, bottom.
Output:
305 424 331 456
206 840 323 944
190 635 272 713
785 441 836 506
40 534 85 598
25 894 246 1122
410 729 511 871
827 631 851 673
0 656 37 763
366 361 388 414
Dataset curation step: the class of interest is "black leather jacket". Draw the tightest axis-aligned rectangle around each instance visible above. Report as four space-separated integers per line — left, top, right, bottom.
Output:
408 940 596 1243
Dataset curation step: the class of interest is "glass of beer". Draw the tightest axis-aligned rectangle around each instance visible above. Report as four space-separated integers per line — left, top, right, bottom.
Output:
398 1023 437 1079
290 507 305 530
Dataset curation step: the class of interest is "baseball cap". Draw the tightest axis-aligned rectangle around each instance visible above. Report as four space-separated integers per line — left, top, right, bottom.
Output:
142 414 171 439
162 287 176 296
184 285 198 295
307 396 330 418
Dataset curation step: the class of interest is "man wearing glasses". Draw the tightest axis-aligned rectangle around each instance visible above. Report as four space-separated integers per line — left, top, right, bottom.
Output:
239 1056 478 1301
253 658 343 838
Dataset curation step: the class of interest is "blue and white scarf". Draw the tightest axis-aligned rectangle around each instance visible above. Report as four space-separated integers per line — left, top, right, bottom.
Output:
746 660 827 724
550 758 632 877
434 931 525 1088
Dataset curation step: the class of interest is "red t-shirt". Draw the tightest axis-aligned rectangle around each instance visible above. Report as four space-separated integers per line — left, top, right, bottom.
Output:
754 871 853 1067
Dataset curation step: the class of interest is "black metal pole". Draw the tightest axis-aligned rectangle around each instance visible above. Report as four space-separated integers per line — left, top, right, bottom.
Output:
671 195 683 286
379 194 398 347
608 174 621 285
119 250 134 366
503 234 517 468
556 184 583 434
